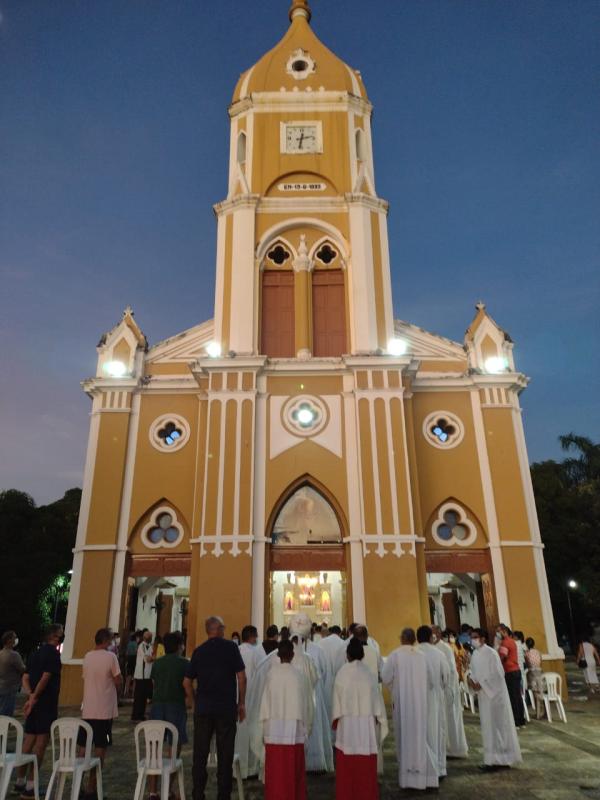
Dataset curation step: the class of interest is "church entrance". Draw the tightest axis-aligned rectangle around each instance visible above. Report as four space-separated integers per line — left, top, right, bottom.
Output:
425 550 497 635
123 554 191 645
267 483 349 631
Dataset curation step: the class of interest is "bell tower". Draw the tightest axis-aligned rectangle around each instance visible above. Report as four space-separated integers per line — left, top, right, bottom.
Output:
212 0 396 360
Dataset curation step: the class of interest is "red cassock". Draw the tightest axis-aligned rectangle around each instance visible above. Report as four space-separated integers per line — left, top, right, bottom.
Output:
335 748 379 800
264 743 307 800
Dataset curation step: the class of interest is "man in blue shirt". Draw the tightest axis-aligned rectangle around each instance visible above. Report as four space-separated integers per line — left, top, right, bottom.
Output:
184 616 246 800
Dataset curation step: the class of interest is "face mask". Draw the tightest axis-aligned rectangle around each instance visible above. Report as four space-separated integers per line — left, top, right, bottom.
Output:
233 638 240 644
495 632 503 640
471 639 482 649
14 638 19 647
431 635 438 643
449 636 456 644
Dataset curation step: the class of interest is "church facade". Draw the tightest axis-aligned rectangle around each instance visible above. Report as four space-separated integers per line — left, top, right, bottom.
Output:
61 0 562 702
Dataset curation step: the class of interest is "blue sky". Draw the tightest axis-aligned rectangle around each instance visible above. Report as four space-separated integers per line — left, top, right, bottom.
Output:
1 0 598 504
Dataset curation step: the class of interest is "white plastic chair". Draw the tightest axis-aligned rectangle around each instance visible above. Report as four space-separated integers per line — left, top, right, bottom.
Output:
208 734 244 800
45 718 103 800
462 671 477 714
133 721 185 800
542 672 567 723
0 716 39 800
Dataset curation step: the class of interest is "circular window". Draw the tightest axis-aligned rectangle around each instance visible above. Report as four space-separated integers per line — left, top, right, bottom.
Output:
286 49 316 81
141 507 184 549
282 395 329 438
432 504 476 547
422 411 464 450
149 414 190 453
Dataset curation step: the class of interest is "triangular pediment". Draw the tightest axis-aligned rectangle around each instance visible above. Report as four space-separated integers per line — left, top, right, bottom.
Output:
146 319 214 364
394 319 466 360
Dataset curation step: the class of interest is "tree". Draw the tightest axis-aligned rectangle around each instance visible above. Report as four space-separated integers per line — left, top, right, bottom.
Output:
0 488 81 656
531 435 600 643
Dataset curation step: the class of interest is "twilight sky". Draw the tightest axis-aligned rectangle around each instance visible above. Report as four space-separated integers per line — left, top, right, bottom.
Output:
1 1 598 504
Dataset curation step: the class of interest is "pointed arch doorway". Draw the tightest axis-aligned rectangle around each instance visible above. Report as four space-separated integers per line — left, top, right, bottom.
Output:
267 481 349 631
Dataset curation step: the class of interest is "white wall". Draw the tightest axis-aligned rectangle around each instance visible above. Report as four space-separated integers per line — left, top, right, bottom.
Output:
134 576 190 634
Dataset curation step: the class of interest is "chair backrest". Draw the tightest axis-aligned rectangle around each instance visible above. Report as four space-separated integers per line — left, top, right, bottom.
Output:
0 715 24 760
134 721 178 771
50 718 93 769
543 671 562 699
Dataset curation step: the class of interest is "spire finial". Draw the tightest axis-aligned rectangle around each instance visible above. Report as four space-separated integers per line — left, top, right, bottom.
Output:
289 0 311 24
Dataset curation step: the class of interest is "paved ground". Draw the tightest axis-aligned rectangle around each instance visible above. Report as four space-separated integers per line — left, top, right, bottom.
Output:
14 661 600 799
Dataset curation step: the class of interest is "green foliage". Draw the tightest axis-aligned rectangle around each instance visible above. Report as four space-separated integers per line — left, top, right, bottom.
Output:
531 434 600 640
0 488 81 657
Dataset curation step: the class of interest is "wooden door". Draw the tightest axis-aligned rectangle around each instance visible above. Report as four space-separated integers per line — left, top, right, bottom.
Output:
312 270 346 356
261 271 295 357
442 590 461 633
157 593 173 638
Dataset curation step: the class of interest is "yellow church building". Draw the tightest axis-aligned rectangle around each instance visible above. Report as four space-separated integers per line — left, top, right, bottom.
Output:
61 0 563 702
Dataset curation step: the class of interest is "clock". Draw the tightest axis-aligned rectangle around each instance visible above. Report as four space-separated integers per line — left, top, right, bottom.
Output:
282 122 322 154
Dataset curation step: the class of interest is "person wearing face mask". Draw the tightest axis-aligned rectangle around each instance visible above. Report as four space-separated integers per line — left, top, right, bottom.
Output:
236 625 261 778
131 629 155 721
431 626 468 759
0 630 25 717
468 628 521 771
495 624 525 728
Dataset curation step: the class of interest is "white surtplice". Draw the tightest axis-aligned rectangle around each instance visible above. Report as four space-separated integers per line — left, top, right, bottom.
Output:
435 639 468 758
332 660 388 755
296 641 334 771
316 634 347 724
382 644 430 790
419 642 449 784
470 644 522 766
235 641 263 778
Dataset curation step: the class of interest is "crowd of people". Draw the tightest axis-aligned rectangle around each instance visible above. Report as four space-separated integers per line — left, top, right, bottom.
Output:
1 618 599 799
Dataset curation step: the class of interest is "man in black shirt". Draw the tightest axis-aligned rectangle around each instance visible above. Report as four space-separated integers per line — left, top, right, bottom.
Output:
15 623 63 799
184 615 246 800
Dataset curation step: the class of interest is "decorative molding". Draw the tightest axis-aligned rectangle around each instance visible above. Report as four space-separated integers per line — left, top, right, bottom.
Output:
361 534 426 558
190 535 253 558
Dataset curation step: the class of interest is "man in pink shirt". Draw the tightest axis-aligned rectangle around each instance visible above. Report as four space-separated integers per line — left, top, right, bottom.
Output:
78 628 122 799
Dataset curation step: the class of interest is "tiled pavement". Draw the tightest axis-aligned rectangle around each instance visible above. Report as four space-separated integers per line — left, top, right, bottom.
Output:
16 662 600 799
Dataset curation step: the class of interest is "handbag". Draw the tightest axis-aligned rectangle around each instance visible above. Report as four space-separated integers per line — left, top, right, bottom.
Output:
578 658 588 669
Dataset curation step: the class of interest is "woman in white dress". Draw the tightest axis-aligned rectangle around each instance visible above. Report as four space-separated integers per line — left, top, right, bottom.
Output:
577 637 600 693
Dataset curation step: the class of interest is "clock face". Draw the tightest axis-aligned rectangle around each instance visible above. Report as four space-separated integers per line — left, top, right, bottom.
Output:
285 124 319 153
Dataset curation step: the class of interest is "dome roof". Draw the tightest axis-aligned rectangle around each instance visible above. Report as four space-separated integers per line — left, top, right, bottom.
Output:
232 0 367 103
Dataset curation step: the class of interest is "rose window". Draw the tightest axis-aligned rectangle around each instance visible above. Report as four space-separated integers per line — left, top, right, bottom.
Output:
282 395 328 438
157 421 182 446
432 503 476 547
422 411 464 449
148 513 180 545
291 401 321 430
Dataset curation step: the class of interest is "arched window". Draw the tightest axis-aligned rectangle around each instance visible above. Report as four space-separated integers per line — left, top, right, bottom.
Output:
271 486 342 546
237 131 247 166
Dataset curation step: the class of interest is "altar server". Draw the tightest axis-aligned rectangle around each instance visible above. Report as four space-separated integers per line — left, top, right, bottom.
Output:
417 625 449 784
236 625 262 777
431 625 468 758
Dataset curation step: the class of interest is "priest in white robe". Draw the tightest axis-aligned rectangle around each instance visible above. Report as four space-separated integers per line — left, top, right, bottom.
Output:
417 625 449 785
382 628 431 790
259 640 314 800
432 625 468 758
332 638 388 800
317 625 347 725
236 625 263 778
468 628 522 770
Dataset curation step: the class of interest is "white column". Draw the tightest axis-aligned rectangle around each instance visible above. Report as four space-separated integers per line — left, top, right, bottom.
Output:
62 404 101 661
511 401 562 656
229 204 257 354
342 374 366 623
108 391 142 631
251 378 268 636
470 390 511 625
347 200 377 353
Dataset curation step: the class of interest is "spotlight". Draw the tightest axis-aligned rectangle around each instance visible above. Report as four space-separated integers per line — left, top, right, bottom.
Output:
103 360 128 378
206 341 222 358
484 356 508 374
387 338 407 356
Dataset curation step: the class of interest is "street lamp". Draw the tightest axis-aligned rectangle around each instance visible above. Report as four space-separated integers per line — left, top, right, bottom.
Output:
566 579 578 653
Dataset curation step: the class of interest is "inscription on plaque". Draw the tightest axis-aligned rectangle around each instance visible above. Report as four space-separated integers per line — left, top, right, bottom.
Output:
277 182 327 192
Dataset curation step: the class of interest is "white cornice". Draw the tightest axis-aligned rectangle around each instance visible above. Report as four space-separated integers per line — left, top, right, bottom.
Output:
411 372 529 392
344 193 389 213
213 194 261 217
258 197 348 214
229 91 372 118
